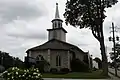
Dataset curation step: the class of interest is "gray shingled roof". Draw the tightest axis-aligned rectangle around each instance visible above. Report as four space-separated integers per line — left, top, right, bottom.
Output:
26 39 85 54
47 27 67 33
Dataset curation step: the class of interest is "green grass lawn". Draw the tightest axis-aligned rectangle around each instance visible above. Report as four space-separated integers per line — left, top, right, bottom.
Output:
42 70 109 79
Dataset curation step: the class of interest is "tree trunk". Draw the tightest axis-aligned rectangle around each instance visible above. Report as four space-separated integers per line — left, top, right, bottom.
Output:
99 21 108 76
100 40 108 76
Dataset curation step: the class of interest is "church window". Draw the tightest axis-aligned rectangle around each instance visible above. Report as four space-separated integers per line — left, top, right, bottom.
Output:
54 22 57 28
60 22 62 27
59 56 61 66
56 55 61 66
52 23 55 28
58 22 60 28
36 55 44 61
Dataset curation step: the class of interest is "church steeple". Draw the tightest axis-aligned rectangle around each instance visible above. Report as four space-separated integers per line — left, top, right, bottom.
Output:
51 3 63 29
55 3 60 19
47 3 67 42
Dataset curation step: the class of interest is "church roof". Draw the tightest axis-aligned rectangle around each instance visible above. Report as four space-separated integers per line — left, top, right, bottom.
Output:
26 39 85 54
47 27 67 33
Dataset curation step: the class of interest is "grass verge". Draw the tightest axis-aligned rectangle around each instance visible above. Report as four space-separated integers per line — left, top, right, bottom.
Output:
42 70 109 79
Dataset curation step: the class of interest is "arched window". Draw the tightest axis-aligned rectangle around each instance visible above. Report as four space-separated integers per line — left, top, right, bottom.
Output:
54 22 57 28
58 22 60 28
36 55 44 61
52 23 55 28
56 55 61 66
59 22 62 27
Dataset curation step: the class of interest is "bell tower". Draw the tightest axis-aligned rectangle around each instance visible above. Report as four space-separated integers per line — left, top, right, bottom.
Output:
47 3 67 42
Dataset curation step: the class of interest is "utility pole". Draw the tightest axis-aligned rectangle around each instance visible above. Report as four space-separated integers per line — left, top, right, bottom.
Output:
109 22 119 76
112 22 117 76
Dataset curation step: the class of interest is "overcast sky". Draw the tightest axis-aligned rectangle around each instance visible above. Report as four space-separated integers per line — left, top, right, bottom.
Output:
0 0 120 61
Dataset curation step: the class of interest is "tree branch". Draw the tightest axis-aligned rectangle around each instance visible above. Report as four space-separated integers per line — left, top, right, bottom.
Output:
91 27 100 41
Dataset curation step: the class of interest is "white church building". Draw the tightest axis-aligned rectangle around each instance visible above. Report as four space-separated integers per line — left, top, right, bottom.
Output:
25 3 92 72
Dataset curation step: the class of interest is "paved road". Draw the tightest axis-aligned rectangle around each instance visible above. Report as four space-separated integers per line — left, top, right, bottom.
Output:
108 68 120 77
108 73 120 80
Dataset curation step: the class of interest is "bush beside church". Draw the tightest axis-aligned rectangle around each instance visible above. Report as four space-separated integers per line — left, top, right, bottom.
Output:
70 58 90 72
1 67 43 80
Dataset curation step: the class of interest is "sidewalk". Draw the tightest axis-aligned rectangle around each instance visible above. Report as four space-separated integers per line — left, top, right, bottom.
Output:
108 72 120 80
108 68 120 77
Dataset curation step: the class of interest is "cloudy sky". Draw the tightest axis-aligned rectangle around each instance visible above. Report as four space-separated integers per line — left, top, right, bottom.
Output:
0 0 120 61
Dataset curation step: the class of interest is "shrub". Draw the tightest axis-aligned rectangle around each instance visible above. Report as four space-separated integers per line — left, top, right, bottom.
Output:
50 68 58 73
1 67 43 80
70 58 89 72
35 60 50 73
60 68 69 73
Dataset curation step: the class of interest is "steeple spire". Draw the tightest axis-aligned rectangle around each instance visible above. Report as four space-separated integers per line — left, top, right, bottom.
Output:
47 3 67 42
51 3 63 29
55 3 60 19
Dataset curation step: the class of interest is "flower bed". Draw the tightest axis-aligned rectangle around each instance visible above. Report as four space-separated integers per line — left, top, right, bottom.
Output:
1 67 43 80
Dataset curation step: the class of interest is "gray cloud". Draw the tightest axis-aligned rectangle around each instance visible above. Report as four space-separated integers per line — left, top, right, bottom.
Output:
6 23 47 40
0 0 47 24
8 32 47 40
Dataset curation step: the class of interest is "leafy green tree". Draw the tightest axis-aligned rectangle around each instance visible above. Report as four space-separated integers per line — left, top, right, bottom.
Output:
0 51 24 69
64 0 118 76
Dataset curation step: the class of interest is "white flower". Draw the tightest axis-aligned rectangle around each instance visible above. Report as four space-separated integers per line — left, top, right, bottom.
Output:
12 76 14 79
12 67 15 70
38 73 41 76
3 71 7 74
33 72 37 75
29 75 31 77
36 76 38 78
22 75 25 77
7 73 10 75
19 75 21 77
37 70 39 72
16 72 18 75
24 73 26 75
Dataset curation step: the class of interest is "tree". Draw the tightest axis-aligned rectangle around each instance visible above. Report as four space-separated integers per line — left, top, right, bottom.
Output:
0 51 24 69
64 0 118 76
